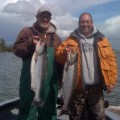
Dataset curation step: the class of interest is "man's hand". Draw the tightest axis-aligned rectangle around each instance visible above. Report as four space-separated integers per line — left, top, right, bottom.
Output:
64 46 71 55
33 36 40 44
106 84 114 94
33 36 44 45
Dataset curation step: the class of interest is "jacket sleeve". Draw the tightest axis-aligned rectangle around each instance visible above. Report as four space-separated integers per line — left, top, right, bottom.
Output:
98 38 118 86
55 38 69 64
107 42 118 85
12 27 35 59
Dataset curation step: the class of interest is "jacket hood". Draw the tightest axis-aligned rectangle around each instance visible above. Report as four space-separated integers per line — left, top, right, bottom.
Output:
47 23 56 33
71 26 105 40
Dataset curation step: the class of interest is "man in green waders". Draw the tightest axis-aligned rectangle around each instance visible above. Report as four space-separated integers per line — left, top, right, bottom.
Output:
12 6 63 120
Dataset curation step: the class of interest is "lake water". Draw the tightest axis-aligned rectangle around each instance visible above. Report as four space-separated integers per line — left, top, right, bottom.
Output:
0 52 120 106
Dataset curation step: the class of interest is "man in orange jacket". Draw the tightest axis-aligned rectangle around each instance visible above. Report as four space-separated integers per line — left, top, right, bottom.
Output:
56 13 117 120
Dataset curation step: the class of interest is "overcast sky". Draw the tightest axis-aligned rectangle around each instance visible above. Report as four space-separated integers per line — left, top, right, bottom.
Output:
0 0 120 49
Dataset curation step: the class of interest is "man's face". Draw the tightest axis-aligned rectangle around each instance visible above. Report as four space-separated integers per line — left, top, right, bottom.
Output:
36 12 51 30
79 14 93 36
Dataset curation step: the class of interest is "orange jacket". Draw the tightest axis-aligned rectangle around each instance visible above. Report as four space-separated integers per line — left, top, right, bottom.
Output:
55 35 117 90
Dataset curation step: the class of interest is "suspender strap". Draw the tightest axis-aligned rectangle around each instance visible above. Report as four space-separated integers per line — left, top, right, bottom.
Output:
49 33 54 47
29 27 38 36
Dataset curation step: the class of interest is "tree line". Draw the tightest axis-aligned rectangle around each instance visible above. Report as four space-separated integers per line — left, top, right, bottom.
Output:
0 38 119 53
0 38 12 52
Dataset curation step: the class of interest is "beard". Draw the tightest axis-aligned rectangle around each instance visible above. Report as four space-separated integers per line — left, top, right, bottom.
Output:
39 22 50 30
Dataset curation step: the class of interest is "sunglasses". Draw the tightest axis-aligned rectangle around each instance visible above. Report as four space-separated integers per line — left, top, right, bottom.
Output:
38 12 51 19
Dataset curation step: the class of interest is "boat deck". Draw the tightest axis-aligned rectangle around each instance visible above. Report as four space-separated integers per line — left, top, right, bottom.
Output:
0 98 70 120
0 98 19 120
0 98 120 120
0 106 70 120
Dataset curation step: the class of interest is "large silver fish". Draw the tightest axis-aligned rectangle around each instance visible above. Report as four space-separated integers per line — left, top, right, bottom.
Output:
59 50 78 116
31 41 46 107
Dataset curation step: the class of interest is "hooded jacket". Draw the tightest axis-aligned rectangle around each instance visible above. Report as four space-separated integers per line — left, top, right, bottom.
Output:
12 22 63 118
55 28 117 90
12 22 61 59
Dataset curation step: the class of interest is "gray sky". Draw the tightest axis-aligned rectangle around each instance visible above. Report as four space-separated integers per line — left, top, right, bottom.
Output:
0 0 120 49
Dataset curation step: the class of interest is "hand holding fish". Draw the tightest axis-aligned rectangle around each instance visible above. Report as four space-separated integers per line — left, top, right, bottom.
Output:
33 36 44 45
64 46 78 57
33 36 40 44
64 46 71 55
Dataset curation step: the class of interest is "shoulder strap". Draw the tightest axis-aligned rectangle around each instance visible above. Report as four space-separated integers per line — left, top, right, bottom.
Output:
49 33 55 47
29 27 38 36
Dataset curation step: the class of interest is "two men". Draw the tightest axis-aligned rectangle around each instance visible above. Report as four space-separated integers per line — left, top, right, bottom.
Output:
13 6 62 120
56 13 117 120
13 4 117 120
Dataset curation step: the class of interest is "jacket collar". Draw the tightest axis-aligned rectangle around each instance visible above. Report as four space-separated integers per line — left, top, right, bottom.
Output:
70 27 105 41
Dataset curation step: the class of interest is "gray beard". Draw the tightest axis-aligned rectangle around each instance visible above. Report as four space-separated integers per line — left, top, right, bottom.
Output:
39 23 50 30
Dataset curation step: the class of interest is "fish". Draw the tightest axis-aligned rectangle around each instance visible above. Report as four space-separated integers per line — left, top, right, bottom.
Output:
58 50 78 116
31 41 47 107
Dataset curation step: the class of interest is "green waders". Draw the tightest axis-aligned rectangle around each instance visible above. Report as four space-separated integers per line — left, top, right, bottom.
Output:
37 46 59 120
18 45 58 120
17 47 58 120
17 58 36 120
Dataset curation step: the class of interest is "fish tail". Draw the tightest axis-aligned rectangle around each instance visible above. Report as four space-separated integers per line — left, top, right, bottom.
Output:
32 98 44 107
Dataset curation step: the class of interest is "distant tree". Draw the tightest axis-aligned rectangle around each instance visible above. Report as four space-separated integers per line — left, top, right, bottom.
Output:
0 38 12 52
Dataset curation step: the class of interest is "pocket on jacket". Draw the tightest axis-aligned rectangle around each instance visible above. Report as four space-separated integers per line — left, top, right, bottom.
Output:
98 45 111 70
98 43 110 59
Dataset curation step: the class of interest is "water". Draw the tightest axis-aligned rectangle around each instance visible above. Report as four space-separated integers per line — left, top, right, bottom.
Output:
0 52 120 106
0 52 22 102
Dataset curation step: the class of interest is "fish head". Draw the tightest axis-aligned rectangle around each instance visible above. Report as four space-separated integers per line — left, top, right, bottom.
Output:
67 50 78 65
36 41 45 55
